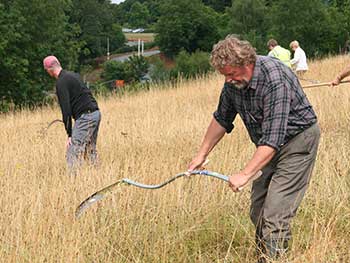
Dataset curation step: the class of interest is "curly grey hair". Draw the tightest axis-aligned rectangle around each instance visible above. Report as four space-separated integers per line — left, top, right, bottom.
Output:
210 35 257 69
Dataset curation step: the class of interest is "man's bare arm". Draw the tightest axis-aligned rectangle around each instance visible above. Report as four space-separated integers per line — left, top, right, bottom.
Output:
228 145 276 192
331 64 350 86
188 118 226 171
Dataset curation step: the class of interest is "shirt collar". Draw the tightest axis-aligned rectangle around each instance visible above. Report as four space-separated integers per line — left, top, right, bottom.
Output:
58 69 65 78
248 56 262 90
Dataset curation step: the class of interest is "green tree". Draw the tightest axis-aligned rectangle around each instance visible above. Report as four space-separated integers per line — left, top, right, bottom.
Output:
149 57 170 83
101 55 149 83
69 0 125 61
128 55 149 80
226 0 269 53
114 0 161 26
0 0 82 111
202 0 231 12
143 0 162 25
128 2 150 28
268 0 343 56
101 60 132 82
155 0 220 57
110 24 126 51
331 0 350 53
324 3 350 54
171 50 212 78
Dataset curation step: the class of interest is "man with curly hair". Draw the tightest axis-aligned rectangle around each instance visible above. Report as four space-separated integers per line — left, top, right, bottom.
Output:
188 35 320 262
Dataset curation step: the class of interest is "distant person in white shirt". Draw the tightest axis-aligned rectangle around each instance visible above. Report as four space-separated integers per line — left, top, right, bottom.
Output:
290 40 308 77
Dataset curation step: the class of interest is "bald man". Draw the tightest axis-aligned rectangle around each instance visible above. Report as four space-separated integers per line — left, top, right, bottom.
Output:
43 55 101 173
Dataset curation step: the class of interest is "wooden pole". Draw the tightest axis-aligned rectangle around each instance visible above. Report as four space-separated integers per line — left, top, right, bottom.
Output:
302 80 350 89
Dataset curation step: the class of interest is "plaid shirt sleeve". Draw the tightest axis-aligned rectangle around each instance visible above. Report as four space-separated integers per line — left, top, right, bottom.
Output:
213 85 237 133
257 80 291 151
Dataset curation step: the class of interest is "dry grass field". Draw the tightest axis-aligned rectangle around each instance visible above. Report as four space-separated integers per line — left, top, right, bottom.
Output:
0 55 350 263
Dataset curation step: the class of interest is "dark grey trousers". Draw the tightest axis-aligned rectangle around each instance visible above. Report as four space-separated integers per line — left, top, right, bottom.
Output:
250 123 320 257
66 110 101 171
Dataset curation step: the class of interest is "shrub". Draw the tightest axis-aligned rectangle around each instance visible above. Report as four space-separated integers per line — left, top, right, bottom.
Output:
100 55 149 85
149 57 171 83
101 60 133 83
171 50 212 79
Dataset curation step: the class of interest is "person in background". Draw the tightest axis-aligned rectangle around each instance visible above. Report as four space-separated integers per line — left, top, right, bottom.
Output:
43 55 101 173
330 63 350 87
187 35 320 262
267 39 292 68
290 40 308 78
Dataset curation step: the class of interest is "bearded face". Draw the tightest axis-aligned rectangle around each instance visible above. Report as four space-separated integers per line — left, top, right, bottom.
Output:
218 64 253 89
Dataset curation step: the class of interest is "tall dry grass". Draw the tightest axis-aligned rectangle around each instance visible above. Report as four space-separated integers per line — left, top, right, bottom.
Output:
0 55 350 263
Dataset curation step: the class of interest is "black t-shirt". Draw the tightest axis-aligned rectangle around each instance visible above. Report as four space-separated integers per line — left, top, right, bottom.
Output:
56 70 99 136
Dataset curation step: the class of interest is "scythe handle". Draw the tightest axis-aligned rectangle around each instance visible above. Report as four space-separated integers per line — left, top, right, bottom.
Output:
302 80 350 89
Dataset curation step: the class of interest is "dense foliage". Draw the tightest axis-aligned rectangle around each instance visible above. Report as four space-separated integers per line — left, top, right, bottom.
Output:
0 0 82 111
155 0 221 57
155 0 350 56
68 0 126 61
101 55 149 84
171 50 212 79
1 0 350 111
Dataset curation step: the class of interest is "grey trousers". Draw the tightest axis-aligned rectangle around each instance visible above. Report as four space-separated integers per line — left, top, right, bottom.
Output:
66 110 101 171
250 123 320 257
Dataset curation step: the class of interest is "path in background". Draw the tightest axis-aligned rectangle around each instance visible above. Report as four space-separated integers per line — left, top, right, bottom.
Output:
111 50 160 62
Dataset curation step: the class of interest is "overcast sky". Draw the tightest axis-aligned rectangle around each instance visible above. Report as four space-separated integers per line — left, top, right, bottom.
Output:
111 0 125 4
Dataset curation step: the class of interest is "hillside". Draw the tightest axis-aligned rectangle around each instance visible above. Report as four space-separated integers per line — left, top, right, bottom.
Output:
0 55 350 262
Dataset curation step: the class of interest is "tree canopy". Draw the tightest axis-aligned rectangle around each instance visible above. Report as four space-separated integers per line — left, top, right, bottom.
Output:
0 0 82 110
155 0 221 57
